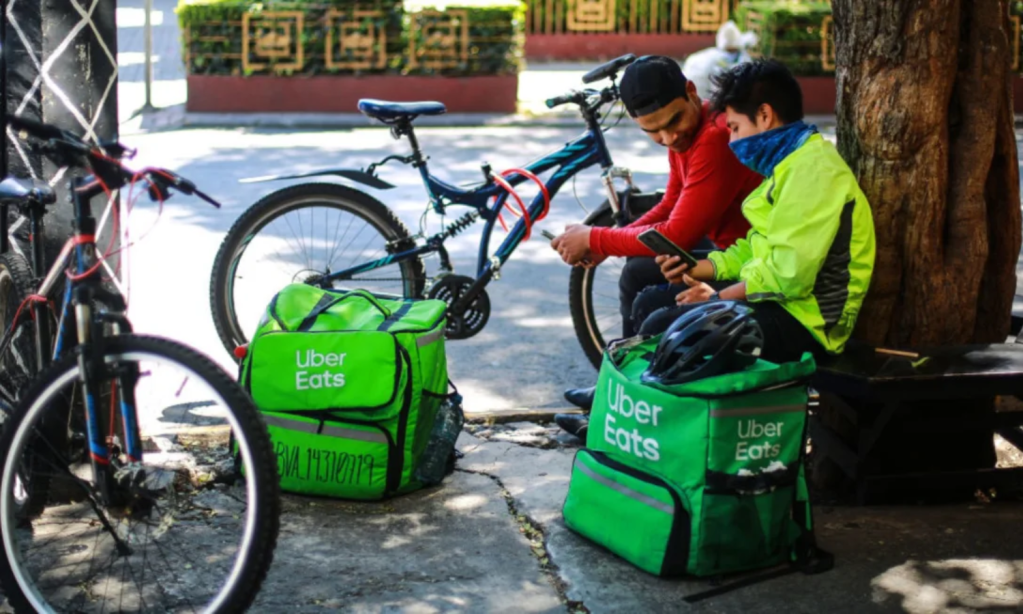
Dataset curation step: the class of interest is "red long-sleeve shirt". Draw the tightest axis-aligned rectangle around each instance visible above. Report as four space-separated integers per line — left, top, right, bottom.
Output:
590 103 761 257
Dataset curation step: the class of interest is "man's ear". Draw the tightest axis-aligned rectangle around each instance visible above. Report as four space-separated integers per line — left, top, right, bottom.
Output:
686 79 699 101
756 103 776 130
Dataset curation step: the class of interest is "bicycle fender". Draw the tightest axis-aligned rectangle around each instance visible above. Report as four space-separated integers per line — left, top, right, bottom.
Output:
239 169 395 190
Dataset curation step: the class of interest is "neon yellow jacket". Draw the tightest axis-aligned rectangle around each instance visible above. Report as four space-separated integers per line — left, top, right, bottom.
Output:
708 134 875 354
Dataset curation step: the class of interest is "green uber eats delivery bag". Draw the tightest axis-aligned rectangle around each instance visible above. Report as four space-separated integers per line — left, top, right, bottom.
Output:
239 284 461 500
562 336 831 593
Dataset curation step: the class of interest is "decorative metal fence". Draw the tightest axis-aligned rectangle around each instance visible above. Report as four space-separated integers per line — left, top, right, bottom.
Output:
524 0 736 35
179 1 524 77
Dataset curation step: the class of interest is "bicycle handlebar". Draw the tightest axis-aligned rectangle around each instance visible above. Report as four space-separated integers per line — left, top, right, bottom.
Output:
544 87 614 112
582 53 636 85
7 115 221 208
544 92 579 109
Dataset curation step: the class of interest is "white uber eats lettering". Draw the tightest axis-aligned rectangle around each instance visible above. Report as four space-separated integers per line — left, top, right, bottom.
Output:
734 419 783 461
295 349 347 390
603 381 662 462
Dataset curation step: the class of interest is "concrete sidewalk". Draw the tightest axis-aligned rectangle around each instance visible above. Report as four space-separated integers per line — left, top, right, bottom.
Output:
247 422 1023 613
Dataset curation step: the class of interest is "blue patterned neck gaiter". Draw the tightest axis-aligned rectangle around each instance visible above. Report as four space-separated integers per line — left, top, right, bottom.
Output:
728 120 818 177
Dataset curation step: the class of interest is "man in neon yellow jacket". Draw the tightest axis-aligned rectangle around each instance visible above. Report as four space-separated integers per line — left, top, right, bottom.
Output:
647 58 876 361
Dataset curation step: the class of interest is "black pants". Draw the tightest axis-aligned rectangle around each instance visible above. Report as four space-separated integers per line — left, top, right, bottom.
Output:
631 287 825 364
617 237 719 337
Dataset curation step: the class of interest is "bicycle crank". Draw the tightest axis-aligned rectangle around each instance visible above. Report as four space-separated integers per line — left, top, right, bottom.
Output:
427 274 490 340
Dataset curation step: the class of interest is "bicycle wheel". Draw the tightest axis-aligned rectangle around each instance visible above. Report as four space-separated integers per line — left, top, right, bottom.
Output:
0 252 53 518
210 182 426 359
0 252 40 410
568 194 657 369
0 334 280 613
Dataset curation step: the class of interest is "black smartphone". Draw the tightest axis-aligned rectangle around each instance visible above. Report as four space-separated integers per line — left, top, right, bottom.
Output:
637 229 699 268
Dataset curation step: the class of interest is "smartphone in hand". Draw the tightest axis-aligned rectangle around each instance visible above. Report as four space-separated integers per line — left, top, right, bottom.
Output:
637 229 699 269
540 229 557 241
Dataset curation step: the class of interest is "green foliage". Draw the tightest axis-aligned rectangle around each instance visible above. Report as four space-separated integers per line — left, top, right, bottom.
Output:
176 0 523 76
1010 1 1023 74
734 1 832 76
403 2 523 75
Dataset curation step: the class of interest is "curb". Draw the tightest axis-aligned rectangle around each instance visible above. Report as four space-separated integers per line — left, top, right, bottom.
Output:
124 101 844 133
182 112 591 130
464 408 585 424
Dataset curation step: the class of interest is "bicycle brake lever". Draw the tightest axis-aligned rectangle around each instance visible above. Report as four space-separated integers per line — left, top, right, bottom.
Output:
194 187 221 208
99 141 137 160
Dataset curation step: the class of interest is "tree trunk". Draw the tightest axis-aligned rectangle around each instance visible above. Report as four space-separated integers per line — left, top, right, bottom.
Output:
814 1 1021 501
832 0 1021 347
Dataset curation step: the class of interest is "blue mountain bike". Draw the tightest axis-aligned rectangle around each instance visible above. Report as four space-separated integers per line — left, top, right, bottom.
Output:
210 54 659 368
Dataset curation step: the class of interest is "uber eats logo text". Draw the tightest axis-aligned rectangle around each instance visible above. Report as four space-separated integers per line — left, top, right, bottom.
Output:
735 418 783 461
603 381 662 461
295 350 347 390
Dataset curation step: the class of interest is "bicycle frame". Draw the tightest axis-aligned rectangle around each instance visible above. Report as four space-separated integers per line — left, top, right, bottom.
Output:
328 120 632 292
0 175 139 504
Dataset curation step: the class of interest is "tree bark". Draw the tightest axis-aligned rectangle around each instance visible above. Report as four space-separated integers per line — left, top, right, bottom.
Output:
832 0 1021 347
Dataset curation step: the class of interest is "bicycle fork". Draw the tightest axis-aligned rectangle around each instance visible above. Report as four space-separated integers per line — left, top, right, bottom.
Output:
601 166 635 227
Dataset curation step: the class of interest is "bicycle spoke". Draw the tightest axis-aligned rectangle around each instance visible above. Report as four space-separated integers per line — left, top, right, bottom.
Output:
325 210 355 269
280 215 311 271
294 207 309 270
339 223 373 270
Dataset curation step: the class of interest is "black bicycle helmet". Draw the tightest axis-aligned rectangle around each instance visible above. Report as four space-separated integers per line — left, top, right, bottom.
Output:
642 301 764 386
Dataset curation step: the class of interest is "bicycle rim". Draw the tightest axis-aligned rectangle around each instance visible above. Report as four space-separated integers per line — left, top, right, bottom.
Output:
0 349 266 613
579 257 627 366
224 195 417 346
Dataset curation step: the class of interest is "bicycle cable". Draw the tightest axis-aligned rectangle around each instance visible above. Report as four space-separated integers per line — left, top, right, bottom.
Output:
603 100 627 133
572 174 589 217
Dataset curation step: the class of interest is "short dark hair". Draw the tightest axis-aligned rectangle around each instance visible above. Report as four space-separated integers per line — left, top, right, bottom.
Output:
709 59 803 124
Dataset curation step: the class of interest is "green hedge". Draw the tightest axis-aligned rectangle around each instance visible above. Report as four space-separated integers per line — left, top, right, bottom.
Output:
734 1 833 76
1011 1 1023 73
177 0 524 77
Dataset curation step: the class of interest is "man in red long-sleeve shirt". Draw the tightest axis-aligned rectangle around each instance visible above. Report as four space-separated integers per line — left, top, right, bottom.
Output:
551 55 761 422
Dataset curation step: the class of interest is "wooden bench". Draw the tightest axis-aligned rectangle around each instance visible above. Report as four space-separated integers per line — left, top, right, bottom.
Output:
808 342 1023 504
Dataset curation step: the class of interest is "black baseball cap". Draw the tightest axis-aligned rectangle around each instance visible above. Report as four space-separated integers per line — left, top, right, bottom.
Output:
619 56 689 118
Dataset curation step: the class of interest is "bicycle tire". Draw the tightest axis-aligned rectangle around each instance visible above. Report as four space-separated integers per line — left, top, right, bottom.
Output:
568 193 657 369
210 182 426 360
0 334 281 613
0 252 50 518
569 207 618 369
0 252 39 403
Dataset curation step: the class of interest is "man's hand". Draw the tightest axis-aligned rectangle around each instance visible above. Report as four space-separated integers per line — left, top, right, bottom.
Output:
551 224 593 265
676 274 716 305
656 254 691 284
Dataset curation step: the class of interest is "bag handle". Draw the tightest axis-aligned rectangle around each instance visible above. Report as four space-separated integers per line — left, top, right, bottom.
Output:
296 289 392 332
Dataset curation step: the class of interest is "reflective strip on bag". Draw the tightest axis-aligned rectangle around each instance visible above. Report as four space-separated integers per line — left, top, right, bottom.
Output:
416 327 445 348
263 414 388 445
575 458 674 515
709 404 805 418
263 414 318 434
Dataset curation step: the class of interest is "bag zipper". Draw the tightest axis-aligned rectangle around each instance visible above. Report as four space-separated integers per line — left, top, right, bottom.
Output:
273 288 447 333
605 355 813 400
390 344 413 494
581 450 691 576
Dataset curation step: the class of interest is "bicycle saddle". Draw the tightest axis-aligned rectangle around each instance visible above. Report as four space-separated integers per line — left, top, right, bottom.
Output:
358 99 447 122
0 177 56 205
